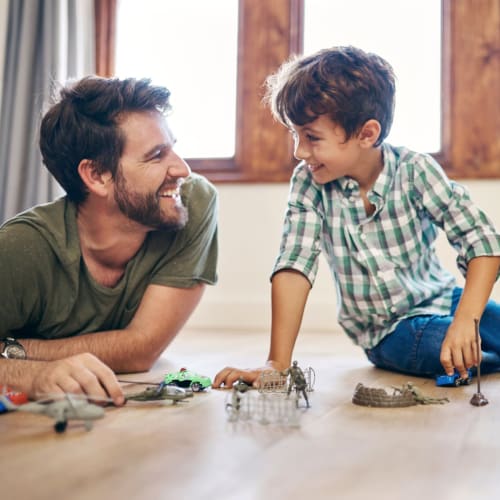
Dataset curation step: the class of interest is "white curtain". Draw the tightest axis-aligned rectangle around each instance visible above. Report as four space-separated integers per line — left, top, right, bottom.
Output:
0 0 96 222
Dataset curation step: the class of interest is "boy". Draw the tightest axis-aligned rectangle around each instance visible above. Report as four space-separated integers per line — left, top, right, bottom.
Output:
213 46 500 388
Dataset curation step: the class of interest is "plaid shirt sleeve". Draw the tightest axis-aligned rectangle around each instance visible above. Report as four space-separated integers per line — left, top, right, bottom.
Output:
409 154 500 277
271 165 324 285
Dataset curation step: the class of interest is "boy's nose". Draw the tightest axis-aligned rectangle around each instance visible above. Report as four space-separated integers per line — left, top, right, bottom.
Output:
294 140 310 161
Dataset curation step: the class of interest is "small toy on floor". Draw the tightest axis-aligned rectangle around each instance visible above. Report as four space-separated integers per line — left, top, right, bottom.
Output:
435 368 473 387
352 382 449 408
470 318 489 407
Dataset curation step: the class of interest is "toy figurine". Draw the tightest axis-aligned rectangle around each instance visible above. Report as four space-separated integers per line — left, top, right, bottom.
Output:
282 360 310 408
225 377 251 422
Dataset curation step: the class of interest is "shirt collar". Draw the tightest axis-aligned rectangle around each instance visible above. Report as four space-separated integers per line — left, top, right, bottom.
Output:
336 143 396 200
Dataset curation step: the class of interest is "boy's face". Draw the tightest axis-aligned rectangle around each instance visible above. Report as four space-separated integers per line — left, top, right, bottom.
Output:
291 115 366 185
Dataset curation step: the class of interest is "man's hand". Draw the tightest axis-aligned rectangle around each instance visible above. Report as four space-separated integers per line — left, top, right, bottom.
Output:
440 318 479 379
29 353 125 405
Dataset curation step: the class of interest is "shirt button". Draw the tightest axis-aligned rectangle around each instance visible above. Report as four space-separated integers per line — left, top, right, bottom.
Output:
349 196 355 203
390 306 397 313
360 233 367 240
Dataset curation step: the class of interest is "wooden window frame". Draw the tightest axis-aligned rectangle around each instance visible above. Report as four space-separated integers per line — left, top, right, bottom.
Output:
95 0 500 181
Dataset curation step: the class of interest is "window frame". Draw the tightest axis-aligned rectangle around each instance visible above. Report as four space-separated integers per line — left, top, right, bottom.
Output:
95 0 500 181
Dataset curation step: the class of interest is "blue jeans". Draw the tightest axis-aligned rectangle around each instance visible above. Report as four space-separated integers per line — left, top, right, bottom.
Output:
365 287 500 377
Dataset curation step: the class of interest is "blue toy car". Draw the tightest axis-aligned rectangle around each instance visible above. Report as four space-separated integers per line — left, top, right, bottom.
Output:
435 368 473 387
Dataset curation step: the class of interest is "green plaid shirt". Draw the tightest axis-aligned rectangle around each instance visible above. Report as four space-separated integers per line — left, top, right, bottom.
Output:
273 143 500 349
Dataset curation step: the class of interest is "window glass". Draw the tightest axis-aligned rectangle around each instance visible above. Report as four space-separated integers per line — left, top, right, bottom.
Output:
115 0 238 158
304 0 441 153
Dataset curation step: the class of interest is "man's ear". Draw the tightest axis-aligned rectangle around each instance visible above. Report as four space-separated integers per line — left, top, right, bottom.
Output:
358 119 381 147
78 159 113 197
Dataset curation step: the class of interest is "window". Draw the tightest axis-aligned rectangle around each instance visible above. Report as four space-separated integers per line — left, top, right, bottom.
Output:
304 0 441 154
115 0 238 159
95 0 500 181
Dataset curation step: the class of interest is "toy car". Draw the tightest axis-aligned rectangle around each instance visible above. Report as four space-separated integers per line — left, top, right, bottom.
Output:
163 368 212 392
435 368 473 387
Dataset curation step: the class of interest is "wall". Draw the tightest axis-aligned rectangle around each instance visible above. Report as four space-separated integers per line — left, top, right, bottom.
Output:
186 180 500 332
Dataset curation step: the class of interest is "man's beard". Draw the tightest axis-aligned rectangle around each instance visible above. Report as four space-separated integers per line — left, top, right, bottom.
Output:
113 171 188 231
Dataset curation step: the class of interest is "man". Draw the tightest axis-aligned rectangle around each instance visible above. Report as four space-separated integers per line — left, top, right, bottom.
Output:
0 77 218 404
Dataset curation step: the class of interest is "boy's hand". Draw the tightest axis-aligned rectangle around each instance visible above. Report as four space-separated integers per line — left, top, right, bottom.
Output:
440 318 479 379
213 361 284 389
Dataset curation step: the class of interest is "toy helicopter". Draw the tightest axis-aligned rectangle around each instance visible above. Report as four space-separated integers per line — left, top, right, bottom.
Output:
123 381 193 403
0 393 106 433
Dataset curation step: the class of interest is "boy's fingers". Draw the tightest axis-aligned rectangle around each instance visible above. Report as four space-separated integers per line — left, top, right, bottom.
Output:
440 348 454 376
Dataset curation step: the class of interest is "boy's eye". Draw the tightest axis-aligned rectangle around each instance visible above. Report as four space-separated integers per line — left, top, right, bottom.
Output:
306 134 320 142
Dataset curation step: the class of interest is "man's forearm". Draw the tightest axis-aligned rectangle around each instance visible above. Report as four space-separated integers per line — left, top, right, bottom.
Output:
22 327 158 373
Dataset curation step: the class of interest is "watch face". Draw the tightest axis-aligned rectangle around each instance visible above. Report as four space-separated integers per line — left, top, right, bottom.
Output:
4 341 26 360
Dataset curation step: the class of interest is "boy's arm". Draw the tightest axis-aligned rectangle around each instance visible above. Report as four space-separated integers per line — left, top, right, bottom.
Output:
212 270 311 388
440 256 500 378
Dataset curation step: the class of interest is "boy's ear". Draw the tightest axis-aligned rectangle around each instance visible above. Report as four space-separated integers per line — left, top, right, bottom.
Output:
78 159 113 197
358 119 381 147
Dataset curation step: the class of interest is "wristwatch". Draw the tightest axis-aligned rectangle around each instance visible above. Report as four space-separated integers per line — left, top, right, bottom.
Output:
1 337 26 359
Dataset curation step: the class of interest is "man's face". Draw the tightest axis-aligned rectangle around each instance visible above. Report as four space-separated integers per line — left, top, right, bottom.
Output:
114 111 191 231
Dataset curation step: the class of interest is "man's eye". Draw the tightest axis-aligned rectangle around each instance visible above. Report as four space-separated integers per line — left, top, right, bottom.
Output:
149 149 168 161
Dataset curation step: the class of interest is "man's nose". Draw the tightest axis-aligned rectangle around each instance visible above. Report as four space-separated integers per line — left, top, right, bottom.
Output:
167 152 191 178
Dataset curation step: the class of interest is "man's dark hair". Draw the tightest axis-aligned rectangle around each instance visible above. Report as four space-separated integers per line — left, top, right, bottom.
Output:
39 76 171 204
264 46 396 146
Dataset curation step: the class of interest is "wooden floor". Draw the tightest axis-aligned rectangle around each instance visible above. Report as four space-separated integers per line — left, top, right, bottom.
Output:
1 328 500 500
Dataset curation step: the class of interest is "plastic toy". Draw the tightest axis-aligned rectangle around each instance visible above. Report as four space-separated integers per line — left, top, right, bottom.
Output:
352 382 449 408
282 361 310 408
258 365 316 393
163 368 212 392
436 368 473 387
0 386 28 413
125 384 192 403
0 393 105 433
225 378 251 422
224 384 301 427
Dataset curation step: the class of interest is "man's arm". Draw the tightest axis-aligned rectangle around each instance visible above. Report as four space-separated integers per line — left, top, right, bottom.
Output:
440 256 500 378
0 354 124 403
213 270 311 388
20 283 206 373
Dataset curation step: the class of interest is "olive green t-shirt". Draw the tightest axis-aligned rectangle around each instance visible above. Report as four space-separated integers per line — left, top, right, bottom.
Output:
0 173 218 339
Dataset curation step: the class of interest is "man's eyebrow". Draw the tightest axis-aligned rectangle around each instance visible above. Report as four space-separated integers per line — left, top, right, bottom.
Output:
140 140 176 161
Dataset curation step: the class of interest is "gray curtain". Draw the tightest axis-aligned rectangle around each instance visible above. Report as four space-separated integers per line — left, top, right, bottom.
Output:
0 0 95 223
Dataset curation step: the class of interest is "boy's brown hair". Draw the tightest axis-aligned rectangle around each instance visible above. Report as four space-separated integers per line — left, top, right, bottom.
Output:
265 46 396 146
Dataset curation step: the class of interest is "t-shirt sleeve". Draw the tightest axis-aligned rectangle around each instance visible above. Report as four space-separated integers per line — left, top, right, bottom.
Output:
0 223 51 334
